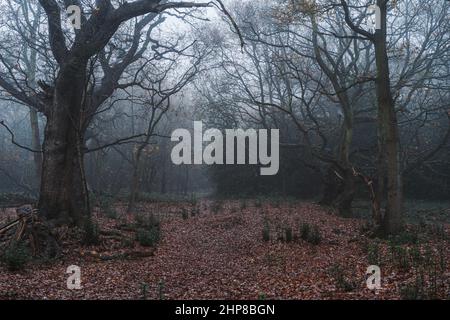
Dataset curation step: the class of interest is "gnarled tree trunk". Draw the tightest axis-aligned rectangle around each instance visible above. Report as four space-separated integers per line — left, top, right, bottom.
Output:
38 58 90 225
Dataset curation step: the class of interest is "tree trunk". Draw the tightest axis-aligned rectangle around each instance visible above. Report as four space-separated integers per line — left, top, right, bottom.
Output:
127 156 142 214
321 165 355 217
38 58 90 225
29 108 42 181
334 168 355 217
311 14 356 217
320 116 355 217
161 162 167 194
374 1 403 234
320 165 341 206
27 4 42 185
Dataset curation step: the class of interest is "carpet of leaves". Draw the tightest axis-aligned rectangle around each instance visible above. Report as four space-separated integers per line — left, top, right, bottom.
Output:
0 200 449 300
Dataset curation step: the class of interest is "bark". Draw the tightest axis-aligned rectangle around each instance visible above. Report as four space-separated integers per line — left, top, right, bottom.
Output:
2 0 215 228
334 118 356 217
38 58 90 225
321 165 355 217
127 117 160 212
373 1 403 235
321 166 341 206
319 106 355 216
29 108 42 181
127 149 144 214
334 168 355 217
340 0 403 234
27 4 43 184
161 164 167 194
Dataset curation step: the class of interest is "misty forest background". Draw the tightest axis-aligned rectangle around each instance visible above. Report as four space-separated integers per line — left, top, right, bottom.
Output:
0 0 449 300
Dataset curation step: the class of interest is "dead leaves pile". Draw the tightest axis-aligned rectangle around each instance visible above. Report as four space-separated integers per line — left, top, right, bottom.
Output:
0 200 449 300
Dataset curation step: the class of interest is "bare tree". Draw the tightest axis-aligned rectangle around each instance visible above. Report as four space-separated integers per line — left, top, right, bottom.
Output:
0 0 228 225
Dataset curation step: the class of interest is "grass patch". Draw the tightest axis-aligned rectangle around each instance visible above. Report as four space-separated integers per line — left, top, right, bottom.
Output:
328 264 356 292
1 241 31 271
262 217 271 242
135 214 161 247
81 217 100 246
299 223 321 245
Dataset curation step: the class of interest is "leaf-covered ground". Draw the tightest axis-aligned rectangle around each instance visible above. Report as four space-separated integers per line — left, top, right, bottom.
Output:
1 200 449 300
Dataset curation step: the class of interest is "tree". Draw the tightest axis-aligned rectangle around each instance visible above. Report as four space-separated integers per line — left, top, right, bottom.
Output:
0 0 226 225
126 47 206 212
0 0 45 187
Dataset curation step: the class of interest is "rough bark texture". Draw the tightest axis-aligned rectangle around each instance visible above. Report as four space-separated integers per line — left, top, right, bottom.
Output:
339 0 403 234
29 108 42 181
373 1 403 234
127 150 144 214
321 165 355 217
38 58 90 225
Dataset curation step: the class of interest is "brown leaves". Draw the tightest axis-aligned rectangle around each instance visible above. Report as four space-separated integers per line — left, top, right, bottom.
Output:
0 200 449 300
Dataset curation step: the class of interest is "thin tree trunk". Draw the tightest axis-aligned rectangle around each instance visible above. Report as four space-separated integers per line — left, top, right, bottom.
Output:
26 4 43 184
127 150 143 213
29 108 42 181
374 1 403 234
320 114 355 217
311 15 355 216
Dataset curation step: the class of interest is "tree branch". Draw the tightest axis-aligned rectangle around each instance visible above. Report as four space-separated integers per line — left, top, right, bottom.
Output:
38 0 69 63
340 0 374 42
0 120 42 153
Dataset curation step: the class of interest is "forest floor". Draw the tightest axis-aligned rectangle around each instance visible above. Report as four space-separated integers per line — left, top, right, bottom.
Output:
0 199 449 300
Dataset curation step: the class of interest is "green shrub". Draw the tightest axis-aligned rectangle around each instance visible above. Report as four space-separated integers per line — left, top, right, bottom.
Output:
134 213 145 226
133 192 188 203
158 279 165 300
390 245 410 271
121 237 135 248
367 241 381 265
437 242 446 271
136 214 161 247
189 194 198 207
240 199 247 210
191 206 200 217
140 283 149 300
136 227 160 247
262 218 271 242
308 225 322 245
104 206 118 219
211 201 222 214
82 218 100 246
300 223 311 240
328 264 355 292
2 241 30 271
181 208 189 220
285 227 293 243
97 196 117 219
389 230 419 246
400 284 422 300
427 224 448 241
409 245 422 267
271 197 281 208
400 271 425 300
